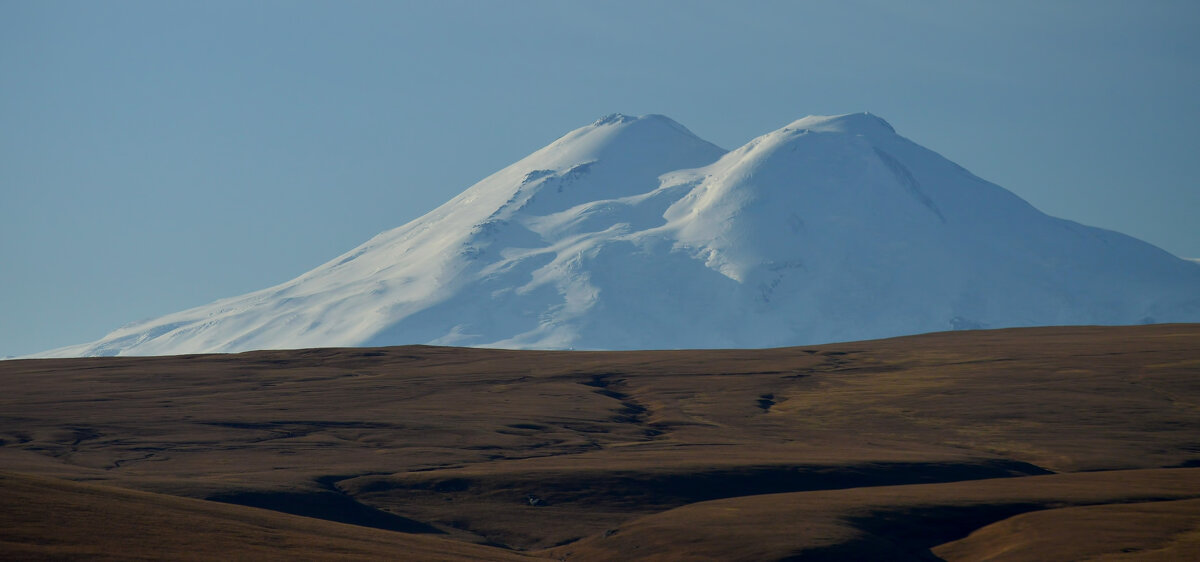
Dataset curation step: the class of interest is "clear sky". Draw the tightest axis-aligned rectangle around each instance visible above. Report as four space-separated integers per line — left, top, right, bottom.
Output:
3 1 1198 357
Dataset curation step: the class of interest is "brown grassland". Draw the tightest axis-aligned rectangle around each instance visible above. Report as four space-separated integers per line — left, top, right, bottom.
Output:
1 324 1198 560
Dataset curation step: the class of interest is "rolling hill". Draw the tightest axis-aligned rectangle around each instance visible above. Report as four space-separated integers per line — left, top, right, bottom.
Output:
4 324 1200 559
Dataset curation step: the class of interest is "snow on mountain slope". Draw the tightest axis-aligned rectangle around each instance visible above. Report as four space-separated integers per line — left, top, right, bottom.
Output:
38 113 1200 356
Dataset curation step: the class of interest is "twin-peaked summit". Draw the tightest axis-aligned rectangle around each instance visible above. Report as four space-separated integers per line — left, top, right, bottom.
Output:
41 113 1200 356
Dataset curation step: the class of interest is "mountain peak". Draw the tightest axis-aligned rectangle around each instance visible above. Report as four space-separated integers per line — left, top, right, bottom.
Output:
591 113 639 126
587 113 704 141
590 112 676 126
529 113 723 174
787 112 896 136
34 112 1200 357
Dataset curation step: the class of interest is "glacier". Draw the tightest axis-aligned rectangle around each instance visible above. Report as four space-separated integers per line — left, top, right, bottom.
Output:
37 112 1200 356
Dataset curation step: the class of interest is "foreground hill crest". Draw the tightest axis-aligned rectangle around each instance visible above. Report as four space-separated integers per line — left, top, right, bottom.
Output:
40 113 1200 356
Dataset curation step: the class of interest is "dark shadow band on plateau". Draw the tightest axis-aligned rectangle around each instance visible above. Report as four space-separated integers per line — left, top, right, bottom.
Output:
349 459 1051 523
207 486 443 534
783 503 1048 561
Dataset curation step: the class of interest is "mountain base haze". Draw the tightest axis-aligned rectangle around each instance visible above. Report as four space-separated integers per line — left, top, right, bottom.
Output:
37 113 1200 357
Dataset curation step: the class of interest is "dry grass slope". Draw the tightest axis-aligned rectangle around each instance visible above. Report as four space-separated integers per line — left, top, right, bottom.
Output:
933 497 1200 561
0 472 533 561
549 468 1200 561
1 324 1198 560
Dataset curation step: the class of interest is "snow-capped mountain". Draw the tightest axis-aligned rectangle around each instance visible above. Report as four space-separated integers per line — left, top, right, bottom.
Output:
39 113 1200 356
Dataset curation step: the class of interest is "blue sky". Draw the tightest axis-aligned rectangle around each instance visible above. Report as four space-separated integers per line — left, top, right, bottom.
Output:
3 1 1198 357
